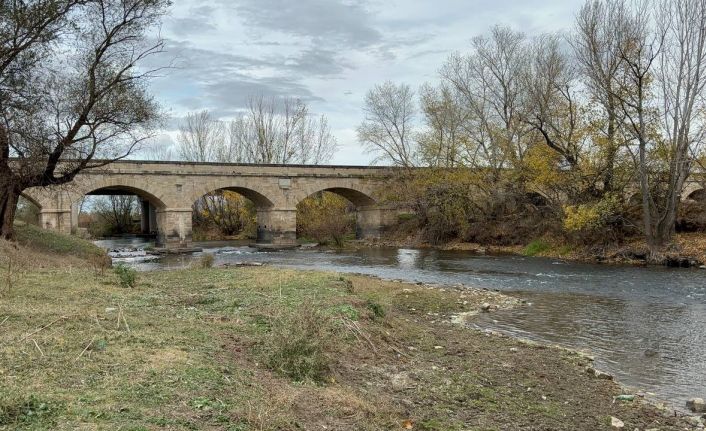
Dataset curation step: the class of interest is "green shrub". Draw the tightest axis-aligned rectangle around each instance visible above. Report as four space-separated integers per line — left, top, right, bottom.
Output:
0 395 57 426
523 240 550 256
366 300 385 319
263 309 334 383
563 194 631 244
331 304 359 320
114 264 137 288
397 213 417 222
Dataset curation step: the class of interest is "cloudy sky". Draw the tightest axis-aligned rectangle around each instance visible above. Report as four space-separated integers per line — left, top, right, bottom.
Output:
145 0 585 165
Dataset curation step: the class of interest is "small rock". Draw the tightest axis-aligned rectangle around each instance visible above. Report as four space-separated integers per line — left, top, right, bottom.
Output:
686 416 705 428
433 345 443 350
610 416 624 429
687 398 706 413
586 366 613 380
480 303 493 312
391 373 414 392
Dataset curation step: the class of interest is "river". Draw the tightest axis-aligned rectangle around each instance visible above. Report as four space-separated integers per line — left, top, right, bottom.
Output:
97 238 706 410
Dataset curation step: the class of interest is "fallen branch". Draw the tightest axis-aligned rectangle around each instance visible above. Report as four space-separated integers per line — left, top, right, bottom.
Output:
117 304 130 332
32 339 44 357
18 315 69 343
76 336 96 361
340 317 378 355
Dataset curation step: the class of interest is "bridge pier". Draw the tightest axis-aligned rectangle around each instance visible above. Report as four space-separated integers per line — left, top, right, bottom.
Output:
356 206 399 240
140 200 157 235
256 208 297 248
156 208 192 248
39 209 72 234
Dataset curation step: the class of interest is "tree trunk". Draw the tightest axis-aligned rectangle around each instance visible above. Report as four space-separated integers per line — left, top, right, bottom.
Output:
0 180 21 241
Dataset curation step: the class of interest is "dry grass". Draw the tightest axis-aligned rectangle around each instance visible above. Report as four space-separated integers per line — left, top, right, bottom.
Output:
0 239 697 430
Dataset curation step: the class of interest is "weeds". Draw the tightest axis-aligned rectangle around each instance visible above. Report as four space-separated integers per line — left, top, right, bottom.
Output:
366 299 385 320
89 253 112 276
0 395 57 426
2 254 15 296
114 264 137 288
523 240 551 256
263 308 335 383
198 253 215 269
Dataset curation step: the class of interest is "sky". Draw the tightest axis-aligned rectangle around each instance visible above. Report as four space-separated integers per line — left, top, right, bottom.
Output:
143 0 586 165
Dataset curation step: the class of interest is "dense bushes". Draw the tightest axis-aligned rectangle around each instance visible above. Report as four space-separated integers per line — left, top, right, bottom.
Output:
192 191 256 240
380 170 560 246
296 192 356 246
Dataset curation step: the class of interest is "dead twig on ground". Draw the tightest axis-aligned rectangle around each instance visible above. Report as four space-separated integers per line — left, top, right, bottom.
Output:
18 315 69 343
32 339 44 357
76 336 96 361
340 317 378 356
117 304 131 332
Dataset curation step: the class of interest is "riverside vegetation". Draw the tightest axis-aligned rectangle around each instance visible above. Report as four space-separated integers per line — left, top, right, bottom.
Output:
0 226 699 430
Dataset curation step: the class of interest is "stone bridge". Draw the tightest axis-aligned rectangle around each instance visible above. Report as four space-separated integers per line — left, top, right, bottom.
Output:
23 161 397 248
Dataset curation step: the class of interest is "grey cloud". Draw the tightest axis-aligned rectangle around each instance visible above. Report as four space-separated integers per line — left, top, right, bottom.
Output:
168 5 217 37
143 37 347 116
284 48 350 76
146 39 353 80
202 76 323 112
231 0 382 48
170 17 216 37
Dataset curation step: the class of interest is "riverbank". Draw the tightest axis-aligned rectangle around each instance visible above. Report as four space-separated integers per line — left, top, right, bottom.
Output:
358 231 706 267
0 241 699 429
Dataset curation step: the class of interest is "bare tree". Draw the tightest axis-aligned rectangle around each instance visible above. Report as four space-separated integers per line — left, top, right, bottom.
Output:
0 0 168 239
296 114 337 165
93 195 139 235
228 95 337 165
608 0 706 253
440 26 530 173
572 0 630 191
417 82 469 168
523 34 583 169
142 136 174 161
357 81 417 167
177 110 225 162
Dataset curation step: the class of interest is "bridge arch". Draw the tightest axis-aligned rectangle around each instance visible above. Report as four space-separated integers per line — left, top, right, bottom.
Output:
75 180 169 239
187 185 277 242
19 192 42 210
294 186 388 242
188 185 275 210
296 187 376 208
683 184 705 202
76 178 168 210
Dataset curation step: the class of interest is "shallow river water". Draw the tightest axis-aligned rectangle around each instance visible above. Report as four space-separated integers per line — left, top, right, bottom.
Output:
99 238 706 409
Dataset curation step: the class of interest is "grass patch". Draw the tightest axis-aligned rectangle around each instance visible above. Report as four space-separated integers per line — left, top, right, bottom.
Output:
12 223 104 260
0 395 59 428
263 308 336 383
523 239 551 256
0 238 692 430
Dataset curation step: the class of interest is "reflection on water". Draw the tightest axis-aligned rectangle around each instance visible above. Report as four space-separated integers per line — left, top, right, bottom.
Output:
98 239 706 407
